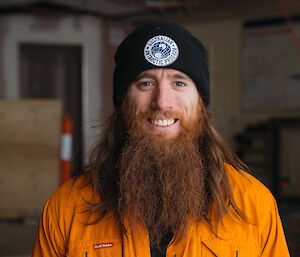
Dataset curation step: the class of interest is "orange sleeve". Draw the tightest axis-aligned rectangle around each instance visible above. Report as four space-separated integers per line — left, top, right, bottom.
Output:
32 196 66 257
260 195 290 257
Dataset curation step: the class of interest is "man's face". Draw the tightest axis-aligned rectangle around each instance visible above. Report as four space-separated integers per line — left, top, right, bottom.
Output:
127 68 201 139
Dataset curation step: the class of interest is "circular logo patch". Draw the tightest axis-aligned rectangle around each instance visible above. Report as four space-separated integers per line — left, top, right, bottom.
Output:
144 35 179 67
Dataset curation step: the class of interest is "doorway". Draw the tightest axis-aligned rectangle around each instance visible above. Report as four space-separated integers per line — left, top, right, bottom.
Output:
20 44 83 176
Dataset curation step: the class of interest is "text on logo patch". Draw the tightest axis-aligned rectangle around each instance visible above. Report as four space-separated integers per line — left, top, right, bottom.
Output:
93 242 113 250
144 35 179 67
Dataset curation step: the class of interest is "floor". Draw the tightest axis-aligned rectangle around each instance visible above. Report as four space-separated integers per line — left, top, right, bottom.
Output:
0 206 299 257
0 222 37 257
280 203 300 257
0 221 36 257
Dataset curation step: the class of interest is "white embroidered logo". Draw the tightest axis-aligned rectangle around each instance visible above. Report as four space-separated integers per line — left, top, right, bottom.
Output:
144 35 179 67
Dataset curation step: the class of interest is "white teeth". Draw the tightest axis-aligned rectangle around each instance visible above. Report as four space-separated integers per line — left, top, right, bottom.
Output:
151 119 175 127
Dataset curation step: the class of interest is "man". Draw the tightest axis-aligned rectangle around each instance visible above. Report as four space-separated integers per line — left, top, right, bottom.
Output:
32 22 290 257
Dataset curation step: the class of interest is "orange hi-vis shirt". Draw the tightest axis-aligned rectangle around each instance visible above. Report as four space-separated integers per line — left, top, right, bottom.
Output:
32 166 290 257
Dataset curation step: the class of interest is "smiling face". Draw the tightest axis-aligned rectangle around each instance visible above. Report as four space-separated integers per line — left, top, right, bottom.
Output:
118 68 207 245
127 68 201 139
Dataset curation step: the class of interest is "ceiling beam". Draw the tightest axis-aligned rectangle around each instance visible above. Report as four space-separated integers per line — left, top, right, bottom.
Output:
0 0 299 20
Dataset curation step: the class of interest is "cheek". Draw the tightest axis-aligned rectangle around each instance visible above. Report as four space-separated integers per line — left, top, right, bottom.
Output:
132 97 150 113
182 95 200 116
190 90 200 107
128 89 153 112
189 98 198 109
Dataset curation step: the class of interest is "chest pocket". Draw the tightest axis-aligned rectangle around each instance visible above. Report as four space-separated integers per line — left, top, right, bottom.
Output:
67 239 123 257
230 243 261 257
201 238 230 257
201 238 260 257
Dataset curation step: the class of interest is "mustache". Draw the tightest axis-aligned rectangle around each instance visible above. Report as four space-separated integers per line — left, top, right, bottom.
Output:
137 109 183 120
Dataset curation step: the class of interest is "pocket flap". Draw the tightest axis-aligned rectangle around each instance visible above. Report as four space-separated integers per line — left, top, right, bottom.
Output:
201 238 260 257
201 238 230 257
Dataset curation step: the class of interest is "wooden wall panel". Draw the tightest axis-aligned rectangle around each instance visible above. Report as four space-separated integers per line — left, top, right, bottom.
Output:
0 100 61 218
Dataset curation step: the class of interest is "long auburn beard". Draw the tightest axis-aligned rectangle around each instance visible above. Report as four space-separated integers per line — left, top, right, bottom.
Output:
116 100 208 248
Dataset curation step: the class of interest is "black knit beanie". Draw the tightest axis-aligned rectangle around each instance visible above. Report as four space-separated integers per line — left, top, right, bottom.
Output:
113 21 210 107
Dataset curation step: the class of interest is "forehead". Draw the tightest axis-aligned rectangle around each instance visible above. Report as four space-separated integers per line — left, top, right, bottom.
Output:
135 68 194 81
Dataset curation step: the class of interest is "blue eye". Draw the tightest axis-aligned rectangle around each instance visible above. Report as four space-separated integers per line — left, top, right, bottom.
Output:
142 81 152 87
137 81 154 90
175 81 186 87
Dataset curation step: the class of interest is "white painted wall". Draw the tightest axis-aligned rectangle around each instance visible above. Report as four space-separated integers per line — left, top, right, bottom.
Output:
1 15 103 158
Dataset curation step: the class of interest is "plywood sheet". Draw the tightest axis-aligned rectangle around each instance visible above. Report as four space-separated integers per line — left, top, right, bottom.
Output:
0 100 62 218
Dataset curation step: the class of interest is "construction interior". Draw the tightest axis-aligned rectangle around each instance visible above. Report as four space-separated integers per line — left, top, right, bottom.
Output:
0 0 300 256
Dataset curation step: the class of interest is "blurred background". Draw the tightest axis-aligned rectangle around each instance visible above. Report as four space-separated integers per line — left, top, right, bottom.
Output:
0 0 299 256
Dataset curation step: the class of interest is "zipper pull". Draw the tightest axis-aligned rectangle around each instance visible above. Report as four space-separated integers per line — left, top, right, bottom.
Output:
236 249 239 257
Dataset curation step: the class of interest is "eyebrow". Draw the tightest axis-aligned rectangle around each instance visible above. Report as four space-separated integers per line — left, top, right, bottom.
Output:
170 73 192 81
135 73 156 81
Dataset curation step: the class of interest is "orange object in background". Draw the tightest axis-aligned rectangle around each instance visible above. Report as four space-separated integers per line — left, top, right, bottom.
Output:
60 113 73 184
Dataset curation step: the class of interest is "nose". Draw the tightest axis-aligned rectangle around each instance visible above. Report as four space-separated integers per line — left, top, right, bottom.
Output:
151 82 174 111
